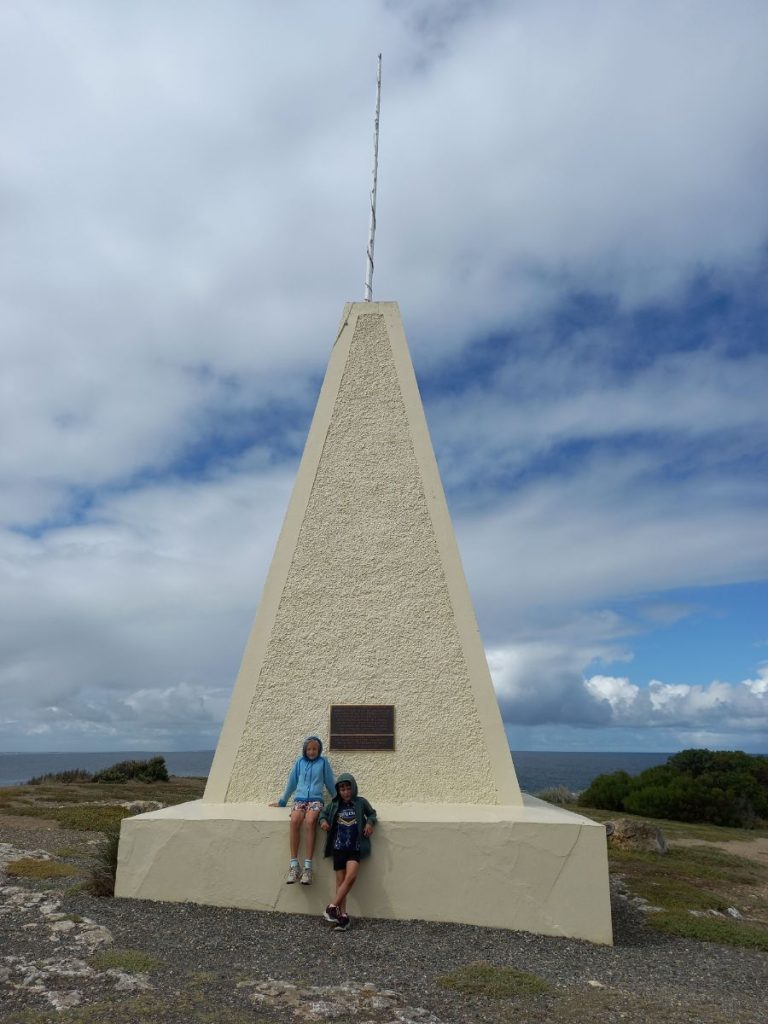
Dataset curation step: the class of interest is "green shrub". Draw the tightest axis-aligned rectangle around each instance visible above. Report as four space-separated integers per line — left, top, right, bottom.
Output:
579 770 633 811
579 749 768 828
92 756 169 784
26 769 93 785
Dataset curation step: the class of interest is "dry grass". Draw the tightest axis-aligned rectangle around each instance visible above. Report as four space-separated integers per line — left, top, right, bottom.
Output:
6 858 80 880
438 961 550 997
90 948 162 973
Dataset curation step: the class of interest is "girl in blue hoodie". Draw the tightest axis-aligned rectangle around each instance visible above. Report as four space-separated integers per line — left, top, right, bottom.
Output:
269 735 335 885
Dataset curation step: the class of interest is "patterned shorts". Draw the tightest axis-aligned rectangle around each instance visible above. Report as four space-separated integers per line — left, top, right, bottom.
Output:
291 799 323 815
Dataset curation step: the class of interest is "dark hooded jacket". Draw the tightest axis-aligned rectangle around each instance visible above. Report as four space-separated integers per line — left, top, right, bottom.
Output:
319 773 377 859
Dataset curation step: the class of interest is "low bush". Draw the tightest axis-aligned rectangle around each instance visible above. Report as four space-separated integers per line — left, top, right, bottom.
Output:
535 785 578 806
92 756 169 784
26 769 94 785
579 749 768 827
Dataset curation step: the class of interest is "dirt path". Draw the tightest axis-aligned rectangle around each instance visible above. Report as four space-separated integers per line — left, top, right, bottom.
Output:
673 835 768 865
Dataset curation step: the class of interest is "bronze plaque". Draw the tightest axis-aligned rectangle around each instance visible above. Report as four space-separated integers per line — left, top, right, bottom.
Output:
330 704 395 751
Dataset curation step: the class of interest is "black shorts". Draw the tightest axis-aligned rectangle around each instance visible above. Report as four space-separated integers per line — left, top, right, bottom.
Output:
332 850 361 871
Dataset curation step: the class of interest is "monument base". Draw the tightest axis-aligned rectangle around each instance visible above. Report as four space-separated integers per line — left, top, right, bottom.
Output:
115 796 612 944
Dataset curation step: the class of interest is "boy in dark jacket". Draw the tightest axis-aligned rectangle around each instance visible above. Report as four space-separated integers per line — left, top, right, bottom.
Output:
319 773 376 931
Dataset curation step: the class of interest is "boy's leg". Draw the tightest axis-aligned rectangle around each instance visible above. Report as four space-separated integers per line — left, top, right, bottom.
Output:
334 868 345 905
323 868 346 921
334 859 359 913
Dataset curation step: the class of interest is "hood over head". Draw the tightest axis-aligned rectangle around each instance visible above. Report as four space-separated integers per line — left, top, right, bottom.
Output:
335 773 358 799
302 735 323 758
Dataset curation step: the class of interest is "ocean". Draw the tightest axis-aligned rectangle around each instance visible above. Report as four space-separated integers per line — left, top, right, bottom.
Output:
0 749 672 793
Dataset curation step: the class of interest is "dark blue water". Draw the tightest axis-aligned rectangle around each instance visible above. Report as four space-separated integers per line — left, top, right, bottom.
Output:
0 749 671 792
512 750 671 793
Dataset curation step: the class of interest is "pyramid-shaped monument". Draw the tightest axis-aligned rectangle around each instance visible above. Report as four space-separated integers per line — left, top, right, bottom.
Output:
205 302 521 808
116 303 612 944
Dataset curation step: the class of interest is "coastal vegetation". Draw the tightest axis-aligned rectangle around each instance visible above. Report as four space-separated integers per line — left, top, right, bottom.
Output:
27 756 170 786
578 748 768 828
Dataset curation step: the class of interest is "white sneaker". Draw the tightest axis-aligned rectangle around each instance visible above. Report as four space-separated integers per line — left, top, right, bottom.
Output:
300 866 313 885
286 864 301 884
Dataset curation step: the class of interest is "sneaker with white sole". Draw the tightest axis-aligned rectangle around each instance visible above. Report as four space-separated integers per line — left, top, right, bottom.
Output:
333 913 350 931
286 864 301 884
300 867 313 885
323 904 339 923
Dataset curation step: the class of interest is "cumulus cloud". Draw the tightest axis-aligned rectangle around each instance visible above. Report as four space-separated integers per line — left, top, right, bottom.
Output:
490 646 768 739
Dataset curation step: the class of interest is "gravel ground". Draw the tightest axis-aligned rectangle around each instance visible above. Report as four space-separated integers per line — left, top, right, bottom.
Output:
1 817 767 1024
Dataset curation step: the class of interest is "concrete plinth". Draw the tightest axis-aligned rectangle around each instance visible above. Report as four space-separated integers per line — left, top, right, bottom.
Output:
115 796 612 944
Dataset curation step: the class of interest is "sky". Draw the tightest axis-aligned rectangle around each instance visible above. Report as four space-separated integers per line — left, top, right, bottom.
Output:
1 0 767 755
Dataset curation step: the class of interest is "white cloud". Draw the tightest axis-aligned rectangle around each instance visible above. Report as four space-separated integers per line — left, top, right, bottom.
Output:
490 636 768 737
743 665 768 697
585 675 639 713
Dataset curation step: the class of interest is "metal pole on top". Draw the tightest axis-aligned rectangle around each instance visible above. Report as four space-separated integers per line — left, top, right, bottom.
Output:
364 54 382 301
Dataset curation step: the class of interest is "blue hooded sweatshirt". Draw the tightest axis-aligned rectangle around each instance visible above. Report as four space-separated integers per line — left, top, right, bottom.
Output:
277 736 335 806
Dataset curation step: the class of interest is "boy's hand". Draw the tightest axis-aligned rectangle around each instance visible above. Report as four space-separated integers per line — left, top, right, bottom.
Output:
363 824 374 837
268 801 280 807
320 821 331 832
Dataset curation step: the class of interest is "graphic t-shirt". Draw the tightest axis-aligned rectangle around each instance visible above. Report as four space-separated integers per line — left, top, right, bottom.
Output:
333 802 359 852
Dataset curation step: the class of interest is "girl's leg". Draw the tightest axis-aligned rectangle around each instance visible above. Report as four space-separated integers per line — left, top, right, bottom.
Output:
334 859 359 913
302 809 320 860
289 807 305 860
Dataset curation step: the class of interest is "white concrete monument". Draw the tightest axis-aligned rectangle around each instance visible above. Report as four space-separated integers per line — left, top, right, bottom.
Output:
116 302 612 944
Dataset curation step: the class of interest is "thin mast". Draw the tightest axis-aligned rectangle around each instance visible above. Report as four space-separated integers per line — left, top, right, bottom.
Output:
364 54 382 301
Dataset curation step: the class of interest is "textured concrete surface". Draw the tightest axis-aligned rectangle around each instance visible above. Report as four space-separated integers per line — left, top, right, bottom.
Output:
206 303 521 806
115 797 613 943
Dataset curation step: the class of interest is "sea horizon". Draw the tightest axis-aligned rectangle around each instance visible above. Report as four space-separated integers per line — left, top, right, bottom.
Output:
0 748 691 792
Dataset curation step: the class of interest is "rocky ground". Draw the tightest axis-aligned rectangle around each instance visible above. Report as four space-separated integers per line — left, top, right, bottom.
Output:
1 815 767 1024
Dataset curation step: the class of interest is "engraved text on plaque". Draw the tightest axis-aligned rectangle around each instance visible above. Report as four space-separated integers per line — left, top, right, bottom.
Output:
330 704 395 751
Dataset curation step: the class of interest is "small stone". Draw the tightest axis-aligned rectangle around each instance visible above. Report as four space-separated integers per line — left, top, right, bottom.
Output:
50 919 75 933
48 991 82 1011
107 969 153 992
726 907 743 918
304 1000 346 1019
605 819 667 854
370 995 398 1009
588 979 606 988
